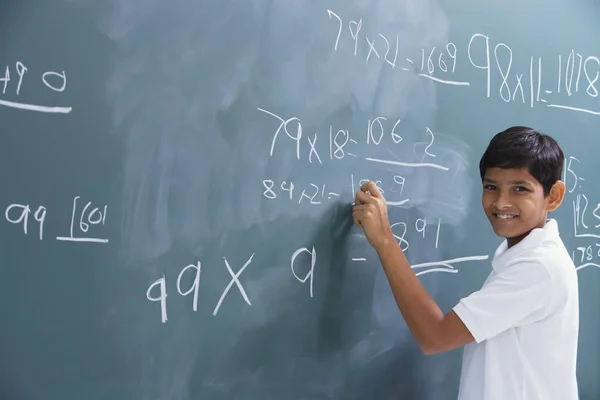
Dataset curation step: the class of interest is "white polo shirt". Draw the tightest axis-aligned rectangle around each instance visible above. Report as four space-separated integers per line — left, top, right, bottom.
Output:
453 219 579 400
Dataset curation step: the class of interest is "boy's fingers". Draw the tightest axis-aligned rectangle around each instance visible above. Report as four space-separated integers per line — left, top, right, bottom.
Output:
360 181 383 198
355 190 375 204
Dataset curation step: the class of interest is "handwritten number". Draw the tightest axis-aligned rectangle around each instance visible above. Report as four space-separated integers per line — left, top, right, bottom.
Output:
327 10 343 51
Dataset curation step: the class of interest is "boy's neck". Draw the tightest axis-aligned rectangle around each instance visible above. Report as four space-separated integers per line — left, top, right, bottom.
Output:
506 218 549 248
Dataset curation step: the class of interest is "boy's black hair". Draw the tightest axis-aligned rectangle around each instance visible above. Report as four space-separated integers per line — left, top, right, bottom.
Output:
479 126 564 195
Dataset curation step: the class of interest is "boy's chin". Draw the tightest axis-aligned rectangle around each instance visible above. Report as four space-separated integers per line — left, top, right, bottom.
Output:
489 221 532 244
488 218 525 238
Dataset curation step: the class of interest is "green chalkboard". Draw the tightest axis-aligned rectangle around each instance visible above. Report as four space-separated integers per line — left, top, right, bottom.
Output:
1 0 599 399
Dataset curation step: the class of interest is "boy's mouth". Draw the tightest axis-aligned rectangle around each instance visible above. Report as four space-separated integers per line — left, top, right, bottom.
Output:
493 213 518 220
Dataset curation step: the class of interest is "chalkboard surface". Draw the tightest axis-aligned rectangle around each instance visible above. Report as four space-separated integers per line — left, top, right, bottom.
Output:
1 0 599 399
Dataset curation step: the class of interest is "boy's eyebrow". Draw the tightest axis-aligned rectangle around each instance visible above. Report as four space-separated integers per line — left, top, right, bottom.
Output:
509 179 533 185
482 178 533 185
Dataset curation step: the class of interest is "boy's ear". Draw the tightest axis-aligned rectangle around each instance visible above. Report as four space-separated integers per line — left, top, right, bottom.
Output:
546 180 566 211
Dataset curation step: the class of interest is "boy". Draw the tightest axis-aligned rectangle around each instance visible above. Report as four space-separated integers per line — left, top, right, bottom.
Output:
352 126 579 400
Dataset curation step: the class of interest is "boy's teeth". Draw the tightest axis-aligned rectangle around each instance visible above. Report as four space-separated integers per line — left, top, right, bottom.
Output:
496 214 516 219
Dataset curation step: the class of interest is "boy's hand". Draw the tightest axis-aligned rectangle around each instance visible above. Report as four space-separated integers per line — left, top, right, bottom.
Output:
353 181 395 249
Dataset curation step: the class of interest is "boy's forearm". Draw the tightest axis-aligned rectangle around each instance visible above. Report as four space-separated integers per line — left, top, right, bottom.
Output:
375 238 444 353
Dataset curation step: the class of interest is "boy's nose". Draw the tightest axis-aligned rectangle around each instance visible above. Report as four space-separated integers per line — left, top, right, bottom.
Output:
493 193 513 209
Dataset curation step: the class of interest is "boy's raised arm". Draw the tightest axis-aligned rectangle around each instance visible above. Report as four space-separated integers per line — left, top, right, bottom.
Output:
353 180 475 354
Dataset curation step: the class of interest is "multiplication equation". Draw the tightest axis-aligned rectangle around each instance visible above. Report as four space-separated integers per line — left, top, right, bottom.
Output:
257 107 447 169
325 8 600 116
261 174 408 206
146 244 490 323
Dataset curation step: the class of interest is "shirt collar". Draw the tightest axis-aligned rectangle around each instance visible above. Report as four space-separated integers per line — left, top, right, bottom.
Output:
491 219 560 272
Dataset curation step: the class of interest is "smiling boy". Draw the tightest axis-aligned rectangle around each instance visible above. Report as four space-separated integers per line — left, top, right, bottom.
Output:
353 126 579 400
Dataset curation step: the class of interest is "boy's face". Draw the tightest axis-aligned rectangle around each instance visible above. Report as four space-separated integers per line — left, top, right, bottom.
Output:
481 167 564 247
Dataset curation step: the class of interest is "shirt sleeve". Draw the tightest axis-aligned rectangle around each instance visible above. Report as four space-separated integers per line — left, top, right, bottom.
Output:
453 260 554 343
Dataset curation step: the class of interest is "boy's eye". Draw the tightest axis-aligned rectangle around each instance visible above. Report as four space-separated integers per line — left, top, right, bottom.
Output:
514 186 529 192
483 184 496 190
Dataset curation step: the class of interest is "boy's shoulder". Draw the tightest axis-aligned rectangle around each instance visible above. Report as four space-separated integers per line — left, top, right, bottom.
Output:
498 226 578 310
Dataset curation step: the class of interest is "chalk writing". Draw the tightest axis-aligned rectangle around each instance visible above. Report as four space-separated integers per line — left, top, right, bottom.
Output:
262 179 339 204
148 247 492 323
419 44 468 86
261 174 410 207
148 248 318 322
564 156 583 194
256 105 478 280
4 203 46 240
147 255 255 323
0 61 71 113
147 262 202 323
177 262 201 312
56 196 108 243
412 255 490 276
258 107 448 169
4 198 109 243
291 246 317 298
572 244 600 271
258 107 360 163
364 157 448 171
560 154 600 272
350 174 409 206
213 254 254 316
326 9 467 86
0 62 27 95
565 157 600 239
389 217 442 252
366 117 403 145
461 33 600 114
325 8 600 116
146 276 168 323
573 193 600 238
42 70 67 92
